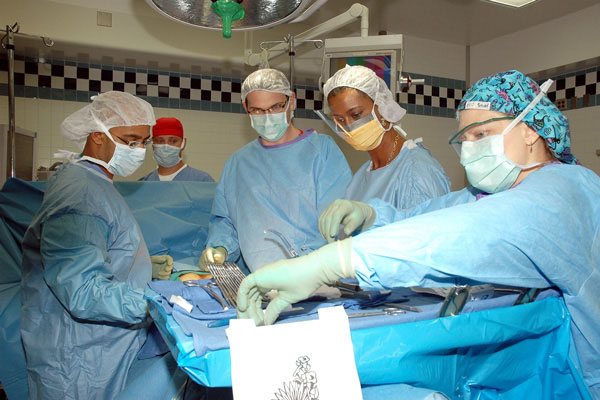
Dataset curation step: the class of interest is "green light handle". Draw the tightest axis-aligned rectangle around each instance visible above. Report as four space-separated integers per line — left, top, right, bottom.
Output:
211 0 245 39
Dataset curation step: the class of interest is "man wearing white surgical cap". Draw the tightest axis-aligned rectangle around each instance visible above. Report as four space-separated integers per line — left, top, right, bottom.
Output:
200 68 352 272
321 66 450 239
20 91 175 399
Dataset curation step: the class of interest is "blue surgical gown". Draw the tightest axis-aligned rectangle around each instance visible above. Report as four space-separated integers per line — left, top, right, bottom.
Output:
139 165 214 182
207 130 352 272
20 160 152 399
351 163 600 398
345 140 450 209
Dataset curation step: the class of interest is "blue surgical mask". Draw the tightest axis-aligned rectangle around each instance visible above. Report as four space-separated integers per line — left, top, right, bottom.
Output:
250 102 290 142
153 139 184 168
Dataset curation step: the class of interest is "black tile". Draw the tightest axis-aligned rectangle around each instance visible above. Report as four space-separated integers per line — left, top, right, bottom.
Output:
447 88 455 99
555 78 565 90
221 92 231 102
14 72 24 85
89 80 101 92
191 78 201 89
547 91 556 102
586 84 596 95
136 84 147 96
77 67 89 79
455 99 461 108
101 69 113 81
180 88 190 99
305 90 314 100
211 80 221 91
232 81 241 93
64 77 76 90
597 70 600 83
158 86 169 97
148 74 159 85
424 95 431 106
169 76 180 87
125 71 136 84
432 86 439 97
440 97 447 108
565 87 575 98
25 61 38 74
314 100 322 110
38 75 51 88
415 85 423 95
113 82 124 92
407 93 416 104
201 90 211 101
296 99 305 109
575 74 585 87
0 58 7 71
51 64 64 77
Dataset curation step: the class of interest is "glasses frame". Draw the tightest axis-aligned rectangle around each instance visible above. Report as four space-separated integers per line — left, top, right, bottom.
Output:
246 98 289 115
449 116 515 145
113 134 152 149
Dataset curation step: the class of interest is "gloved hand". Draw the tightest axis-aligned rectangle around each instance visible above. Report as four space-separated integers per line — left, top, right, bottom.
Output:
237 239 355 325
150 255 174 280
198 246 227 271
318 199 376 243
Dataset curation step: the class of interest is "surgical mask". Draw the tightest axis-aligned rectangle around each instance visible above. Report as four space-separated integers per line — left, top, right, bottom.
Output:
250 102 290 142
153 139 184 168
460 79 553 193
336 106 391 151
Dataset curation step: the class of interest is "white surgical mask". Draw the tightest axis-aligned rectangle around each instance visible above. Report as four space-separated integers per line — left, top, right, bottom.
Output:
460 79 553 193
153 139 184 168
250 102 290 142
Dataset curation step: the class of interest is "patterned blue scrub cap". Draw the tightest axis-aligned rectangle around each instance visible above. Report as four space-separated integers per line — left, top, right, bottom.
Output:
457 70 576 164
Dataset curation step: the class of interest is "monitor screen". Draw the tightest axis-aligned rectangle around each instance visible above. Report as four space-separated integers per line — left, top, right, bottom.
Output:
328 53 394 90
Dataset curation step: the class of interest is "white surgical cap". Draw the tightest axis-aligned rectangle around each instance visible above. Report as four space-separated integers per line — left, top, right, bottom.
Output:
323 65 406 124
241 68 293 102
60 91 155 150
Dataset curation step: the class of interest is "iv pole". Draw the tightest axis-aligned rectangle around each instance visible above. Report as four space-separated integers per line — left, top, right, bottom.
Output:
1 22 53 180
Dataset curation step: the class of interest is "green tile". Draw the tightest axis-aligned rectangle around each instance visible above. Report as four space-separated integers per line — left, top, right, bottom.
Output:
222 102 232 113
231 103 241 113
146 96 158 107
158 98 169 108
210 102 221 112
51 88 64 100
424 106 432 116
76 91 89 102
65 60 77 66
25 86 38 98
191 100 202 110
415 105 424 115
432 107 440 117
15 85 25 97
90 63 101 69
179 99 190 109
407 104 416 114
126 67 137 73
201 101 211 111
432 77 440 87
113 65 124 71
39 87 52 99
169 98 180 109
64 89 77 101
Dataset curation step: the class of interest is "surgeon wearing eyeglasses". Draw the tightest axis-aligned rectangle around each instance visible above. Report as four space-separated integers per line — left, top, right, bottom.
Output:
199 68 351 273
321 66 450 230
237 70 600 398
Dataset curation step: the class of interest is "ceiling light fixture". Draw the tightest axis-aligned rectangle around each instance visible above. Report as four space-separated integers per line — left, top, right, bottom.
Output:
482 0 539 8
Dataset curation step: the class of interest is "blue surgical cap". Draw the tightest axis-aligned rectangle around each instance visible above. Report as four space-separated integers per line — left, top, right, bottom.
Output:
457 70 576 164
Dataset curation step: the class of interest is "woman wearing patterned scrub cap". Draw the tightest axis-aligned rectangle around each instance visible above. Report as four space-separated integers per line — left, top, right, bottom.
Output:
320 66 450 228
237 69 600 399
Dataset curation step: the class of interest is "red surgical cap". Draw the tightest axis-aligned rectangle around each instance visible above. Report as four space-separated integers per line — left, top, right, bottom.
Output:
152 117 184 138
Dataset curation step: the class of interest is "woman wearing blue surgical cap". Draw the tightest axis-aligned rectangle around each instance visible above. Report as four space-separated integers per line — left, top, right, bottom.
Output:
321 65 450 224
237 70 600 398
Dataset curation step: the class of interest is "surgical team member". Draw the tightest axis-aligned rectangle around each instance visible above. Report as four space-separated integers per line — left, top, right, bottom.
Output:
139 116 214 182
20 91 172 399
323 65 450 215
237 71 600 397
200 68 352 272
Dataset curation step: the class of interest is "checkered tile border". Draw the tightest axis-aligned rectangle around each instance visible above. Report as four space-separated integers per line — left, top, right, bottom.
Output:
1 55 599 119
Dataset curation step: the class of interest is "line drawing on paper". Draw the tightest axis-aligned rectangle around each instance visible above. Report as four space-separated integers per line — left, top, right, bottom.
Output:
272 355 319 400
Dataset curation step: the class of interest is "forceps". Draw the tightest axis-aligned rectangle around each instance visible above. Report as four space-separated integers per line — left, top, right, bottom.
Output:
348 307 405 318
183 280 230 311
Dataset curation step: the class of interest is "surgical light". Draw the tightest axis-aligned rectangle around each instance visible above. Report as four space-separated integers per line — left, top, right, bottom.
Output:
481 0 539 8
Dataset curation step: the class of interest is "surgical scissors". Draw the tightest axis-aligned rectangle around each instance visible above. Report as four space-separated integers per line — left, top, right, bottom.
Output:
348 307 405 318
183 280 230 311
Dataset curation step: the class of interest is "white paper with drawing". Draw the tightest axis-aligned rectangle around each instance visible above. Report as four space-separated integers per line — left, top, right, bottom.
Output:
226 306 362 400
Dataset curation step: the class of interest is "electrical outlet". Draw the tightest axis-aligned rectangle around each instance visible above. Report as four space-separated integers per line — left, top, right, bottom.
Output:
555 98 567 110
97 11 112 27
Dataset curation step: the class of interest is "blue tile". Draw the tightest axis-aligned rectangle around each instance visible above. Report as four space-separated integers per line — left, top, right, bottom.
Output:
210 102 221 112
25 86 38 98
424 106 432 116
191 100 202 110
416 105 424 115
39 87 52 99
192 74 202 80
201 101 211 111
136 68 148 74
148 70 158 75
585 67 596 74
221 102 231 113
180 99 190 109
407 103 416 114
439 78 448 88
432 76 440 87
14 85 24 97
233 78 242 83
89 63 100 69
432 107 440 117
113 65 124 71
169 72 180 77
169 98 180 109
52 88 64 100
565 72 575 78
577 97 583 109
423 75 431 86
64 89 77 101
51 59 64 66
147 96 158 107
101 65 113 71
232 103 241 114
156 98 167 108
65 60 77 66
77 90 89 102
588 95 596 107
78 62 90 68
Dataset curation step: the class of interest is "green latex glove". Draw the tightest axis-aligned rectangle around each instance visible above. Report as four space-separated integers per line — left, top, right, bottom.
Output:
199 246 227 271
318 199 376 243
150 255 174 280
237 239 355 325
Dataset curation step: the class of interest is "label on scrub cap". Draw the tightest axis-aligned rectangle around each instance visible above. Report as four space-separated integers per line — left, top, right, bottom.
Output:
464 101 491 110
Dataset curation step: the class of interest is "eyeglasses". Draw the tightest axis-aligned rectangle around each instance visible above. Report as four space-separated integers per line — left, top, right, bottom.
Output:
246 99 288 115
114 135 152 149
449 116 514 145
